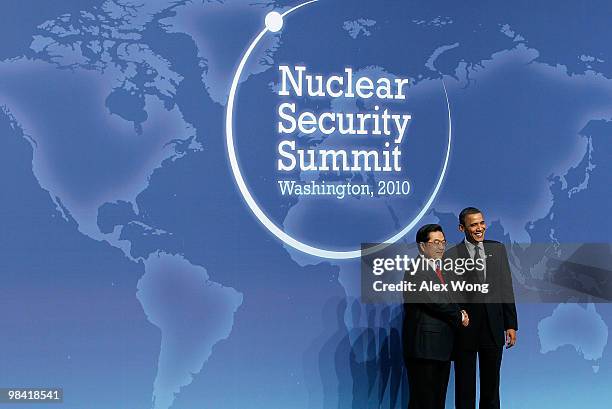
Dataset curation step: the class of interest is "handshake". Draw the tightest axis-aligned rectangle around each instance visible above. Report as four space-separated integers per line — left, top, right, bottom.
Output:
460 310 469 327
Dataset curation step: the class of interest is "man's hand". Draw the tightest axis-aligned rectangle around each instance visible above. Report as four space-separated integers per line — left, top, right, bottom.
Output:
461 310 469 327
505 329 517 348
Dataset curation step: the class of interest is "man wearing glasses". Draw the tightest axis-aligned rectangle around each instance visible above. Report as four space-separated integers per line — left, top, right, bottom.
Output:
403 224 469 409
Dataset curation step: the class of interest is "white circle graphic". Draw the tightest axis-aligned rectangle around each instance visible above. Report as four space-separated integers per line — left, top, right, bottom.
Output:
265 11 283 32
225 0 453 259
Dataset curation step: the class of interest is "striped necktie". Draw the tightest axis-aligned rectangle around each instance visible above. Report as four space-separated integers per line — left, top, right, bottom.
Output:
473 244 485 283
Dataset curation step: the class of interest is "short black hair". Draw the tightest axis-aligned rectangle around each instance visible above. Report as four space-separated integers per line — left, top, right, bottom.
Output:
459 207 483 226
415 224 444 243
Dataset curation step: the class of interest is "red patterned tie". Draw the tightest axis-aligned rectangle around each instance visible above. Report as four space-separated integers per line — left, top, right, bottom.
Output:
435 262 446 285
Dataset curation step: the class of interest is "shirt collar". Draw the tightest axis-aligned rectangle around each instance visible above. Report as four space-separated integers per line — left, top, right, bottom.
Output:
422 256 441 270
464 238 484 251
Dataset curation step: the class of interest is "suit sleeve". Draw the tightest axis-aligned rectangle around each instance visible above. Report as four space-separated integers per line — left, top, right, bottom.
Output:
499 244 518 331
404 267 462 327
421 302 463 328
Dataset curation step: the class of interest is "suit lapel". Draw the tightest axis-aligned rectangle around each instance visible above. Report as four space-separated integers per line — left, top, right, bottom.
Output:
483 241 498 280
454 242 479 285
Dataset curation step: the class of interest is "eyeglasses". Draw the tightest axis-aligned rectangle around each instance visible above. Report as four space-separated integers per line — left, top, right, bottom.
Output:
424 240 447 247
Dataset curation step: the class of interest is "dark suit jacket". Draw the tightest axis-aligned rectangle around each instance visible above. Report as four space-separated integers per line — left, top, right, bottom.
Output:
402 262 463 361
445 240 518 350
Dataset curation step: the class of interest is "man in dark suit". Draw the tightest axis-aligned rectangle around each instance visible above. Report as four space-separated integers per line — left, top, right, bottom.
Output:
445 207 518 409
403 224 469 409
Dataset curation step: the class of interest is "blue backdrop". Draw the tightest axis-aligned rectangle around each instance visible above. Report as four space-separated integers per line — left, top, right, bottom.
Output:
0 1 610 408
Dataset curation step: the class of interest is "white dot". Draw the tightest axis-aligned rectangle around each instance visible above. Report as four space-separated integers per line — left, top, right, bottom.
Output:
265 11 283 32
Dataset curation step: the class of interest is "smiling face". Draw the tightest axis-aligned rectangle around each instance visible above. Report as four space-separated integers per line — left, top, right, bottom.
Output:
460 212 486 244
